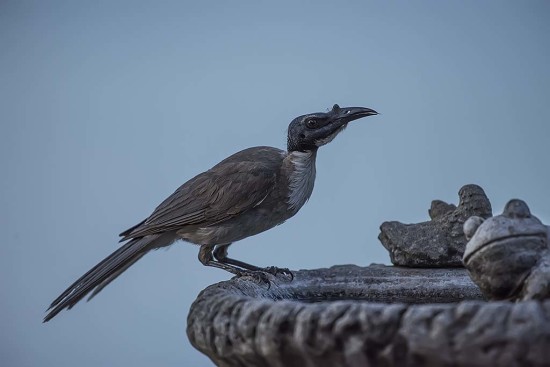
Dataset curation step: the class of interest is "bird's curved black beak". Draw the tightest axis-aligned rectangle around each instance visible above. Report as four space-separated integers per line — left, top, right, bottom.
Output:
333 104 378 124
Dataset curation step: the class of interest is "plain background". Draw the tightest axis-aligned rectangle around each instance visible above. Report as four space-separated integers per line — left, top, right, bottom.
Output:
2 1 549 366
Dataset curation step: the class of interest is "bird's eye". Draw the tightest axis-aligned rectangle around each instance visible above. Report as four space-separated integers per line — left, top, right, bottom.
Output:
306 119 318 129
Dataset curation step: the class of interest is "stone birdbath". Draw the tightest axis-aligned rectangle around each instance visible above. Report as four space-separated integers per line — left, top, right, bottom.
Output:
187 185 550 366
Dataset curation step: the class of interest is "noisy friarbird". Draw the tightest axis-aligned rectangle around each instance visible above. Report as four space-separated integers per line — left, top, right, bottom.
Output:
44 104 378 322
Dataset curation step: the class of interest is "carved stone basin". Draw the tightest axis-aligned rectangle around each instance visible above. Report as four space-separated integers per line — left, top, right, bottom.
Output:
188 186 550 366
187 264 550 367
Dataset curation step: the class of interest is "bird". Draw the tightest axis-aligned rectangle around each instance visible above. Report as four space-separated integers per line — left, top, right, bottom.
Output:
44 103 378 322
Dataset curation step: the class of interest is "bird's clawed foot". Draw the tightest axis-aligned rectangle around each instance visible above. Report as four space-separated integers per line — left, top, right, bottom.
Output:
236 270 272 288
262 266 294 280
201 244 294 288
235 267 294 289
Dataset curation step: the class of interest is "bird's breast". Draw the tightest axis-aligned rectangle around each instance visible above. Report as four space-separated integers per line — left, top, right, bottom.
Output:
285 150 317 213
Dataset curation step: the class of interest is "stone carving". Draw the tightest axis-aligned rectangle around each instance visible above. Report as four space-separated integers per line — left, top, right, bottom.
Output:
188 186 550 366
463 199 550 301
187 265 550 367
379 184 492 267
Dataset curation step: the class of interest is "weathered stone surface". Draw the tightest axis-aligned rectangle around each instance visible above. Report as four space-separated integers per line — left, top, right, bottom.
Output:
186 264 550 367
188 186 550 366
379 184 492 267
464 199 550 301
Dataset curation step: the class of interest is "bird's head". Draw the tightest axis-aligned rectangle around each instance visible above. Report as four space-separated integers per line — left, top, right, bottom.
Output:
287 104 378 152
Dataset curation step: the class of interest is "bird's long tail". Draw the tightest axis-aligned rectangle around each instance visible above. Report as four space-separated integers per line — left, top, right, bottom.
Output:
44 235 168 322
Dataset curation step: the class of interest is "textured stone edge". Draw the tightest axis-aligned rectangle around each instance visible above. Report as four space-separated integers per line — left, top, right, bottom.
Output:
189 299 550 367
186 265 550 367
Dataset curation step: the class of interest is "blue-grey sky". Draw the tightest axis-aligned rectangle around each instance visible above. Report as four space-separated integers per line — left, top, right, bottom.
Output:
2 1 549 366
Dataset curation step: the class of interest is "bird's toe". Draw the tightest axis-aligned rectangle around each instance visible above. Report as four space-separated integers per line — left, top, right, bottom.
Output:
236 270 272 289
263 266 294 280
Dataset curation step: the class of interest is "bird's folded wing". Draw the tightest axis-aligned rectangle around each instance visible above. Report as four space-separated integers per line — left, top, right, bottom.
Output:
120 161 278 240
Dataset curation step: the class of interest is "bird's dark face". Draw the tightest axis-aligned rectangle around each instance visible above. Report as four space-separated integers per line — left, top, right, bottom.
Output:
287 104 378 152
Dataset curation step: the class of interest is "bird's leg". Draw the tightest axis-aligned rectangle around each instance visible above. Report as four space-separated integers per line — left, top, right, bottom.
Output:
198 244 270 285
198 244 244 275
213 244 294 280
199 245 271 289
213 244 261 271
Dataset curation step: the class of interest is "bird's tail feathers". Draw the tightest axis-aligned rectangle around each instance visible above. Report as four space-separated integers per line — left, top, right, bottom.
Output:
44 235 164 322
